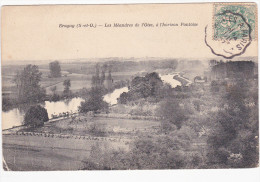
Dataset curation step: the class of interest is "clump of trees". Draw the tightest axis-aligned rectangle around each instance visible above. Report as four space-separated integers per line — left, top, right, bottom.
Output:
14 64 46 104
118 72 163 103
157 98 188 129
49 61 61 78
91 63 113 91
24 105 49 128
207 80 258 168
83 129 201 170
79 87 108 114
79 63 111 114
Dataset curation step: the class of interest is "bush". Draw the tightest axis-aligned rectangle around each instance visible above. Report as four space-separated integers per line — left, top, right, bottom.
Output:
157 98 188 129
24 105 49 128
83 133 201 170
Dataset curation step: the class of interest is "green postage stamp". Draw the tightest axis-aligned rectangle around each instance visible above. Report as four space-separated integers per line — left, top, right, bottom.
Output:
213 3 257 41
205 3 257 59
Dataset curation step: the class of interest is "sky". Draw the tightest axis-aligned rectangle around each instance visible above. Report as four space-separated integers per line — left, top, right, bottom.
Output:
1 4 258 64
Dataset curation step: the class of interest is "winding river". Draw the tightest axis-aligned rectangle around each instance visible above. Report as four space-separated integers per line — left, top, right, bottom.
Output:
2 74 186 130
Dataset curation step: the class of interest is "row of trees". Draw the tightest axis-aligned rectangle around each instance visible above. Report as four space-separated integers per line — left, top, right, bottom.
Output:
91 63 112 89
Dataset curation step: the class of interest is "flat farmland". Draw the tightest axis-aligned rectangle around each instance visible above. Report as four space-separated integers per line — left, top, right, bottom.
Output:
2 65 138 95
2 134 128 171
36 116 160 136
2 116 160 171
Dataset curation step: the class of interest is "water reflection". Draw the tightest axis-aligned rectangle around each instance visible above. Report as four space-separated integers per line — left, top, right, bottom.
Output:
159 74 181 88
103 87 129 105
2 97 84 130
44 97 84 119
2 108 24 130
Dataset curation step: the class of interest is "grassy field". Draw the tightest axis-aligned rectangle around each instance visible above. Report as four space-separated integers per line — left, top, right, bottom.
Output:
2 116 160 171
29 115 160 137
2 134 128 171
2 65 137 96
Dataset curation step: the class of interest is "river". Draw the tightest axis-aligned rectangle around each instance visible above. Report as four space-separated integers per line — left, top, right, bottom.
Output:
2 97 84 130
103 87 129 105
2 74 186 130
159 74 181 88
2 88 130 130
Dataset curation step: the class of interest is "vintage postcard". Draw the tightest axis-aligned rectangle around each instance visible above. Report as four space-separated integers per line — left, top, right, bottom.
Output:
1 3 258 171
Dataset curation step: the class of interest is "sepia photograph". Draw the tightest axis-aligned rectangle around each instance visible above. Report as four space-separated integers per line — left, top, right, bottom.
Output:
1 2 259 172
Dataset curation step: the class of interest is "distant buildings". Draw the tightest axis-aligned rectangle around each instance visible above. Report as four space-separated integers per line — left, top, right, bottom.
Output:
194 76 207 83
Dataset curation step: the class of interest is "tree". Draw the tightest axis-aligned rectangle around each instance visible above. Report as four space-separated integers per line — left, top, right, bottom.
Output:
100 63 108 84
118 72 164 103
50 86 60 101
14 64 46 103
24 105 49 128
207 80 258 168
101 70 106 84
118 92 129 104
157 98 188 129
63 79 71 97
49 61 61 77
50 86 57 94
79 87 108 113
130 72 163 98
107 67 112 80
91 64 101 88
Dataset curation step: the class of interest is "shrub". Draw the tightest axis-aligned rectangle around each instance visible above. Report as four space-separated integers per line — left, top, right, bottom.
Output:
24 105 49 128
157 98 188 129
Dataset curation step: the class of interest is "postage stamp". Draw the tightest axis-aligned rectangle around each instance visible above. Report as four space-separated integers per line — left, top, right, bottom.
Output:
213 3 257 40
205 3 257 59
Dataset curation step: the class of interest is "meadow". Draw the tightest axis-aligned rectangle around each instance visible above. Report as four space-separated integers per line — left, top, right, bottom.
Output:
2 115 160 171
2 65 138 96
2 134 127 171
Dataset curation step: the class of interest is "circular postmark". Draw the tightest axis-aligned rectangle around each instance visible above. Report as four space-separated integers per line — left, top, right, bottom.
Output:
205 10 252 59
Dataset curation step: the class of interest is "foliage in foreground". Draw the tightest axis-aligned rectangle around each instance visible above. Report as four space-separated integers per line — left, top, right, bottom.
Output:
207 80 259 168
83 130 203 170
82 79 258 170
